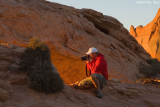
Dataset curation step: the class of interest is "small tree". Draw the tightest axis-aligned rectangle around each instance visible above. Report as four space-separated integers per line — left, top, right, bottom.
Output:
20 37 64 93
138 58 160 84
138 62 152 78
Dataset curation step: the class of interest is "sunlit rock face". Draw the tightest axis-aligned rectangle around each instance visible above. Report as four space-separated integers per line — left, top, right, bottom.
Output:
1 42 160 107
130 8 160 61
1 1 160 107
0 0 151 84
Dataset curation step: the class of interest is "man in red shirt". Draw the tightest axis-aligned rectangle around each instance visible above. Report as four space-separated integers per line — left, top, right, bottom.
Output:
72 47 108 98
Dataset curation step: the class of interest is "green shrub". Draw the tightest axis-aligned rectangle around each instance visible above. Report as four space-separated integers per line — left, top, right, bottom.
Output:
20 37 64 93
138 58 160 78
138 62 152 78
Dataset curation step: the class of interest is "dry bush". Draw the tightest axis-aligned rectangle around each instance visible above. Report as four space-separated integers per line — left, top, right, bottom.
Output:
20 38 64 93
138 58 160 84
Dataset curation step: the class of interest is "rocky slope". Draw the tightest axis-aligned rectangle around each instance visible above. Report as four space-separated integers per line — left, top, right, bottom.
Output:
0 1 160 106
130 8 160 60
0 0 151 84
0 44 160 107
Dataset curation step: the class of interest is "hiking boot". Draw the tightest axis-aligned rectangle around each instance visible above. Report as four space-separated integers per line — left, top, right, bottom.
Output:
96 91 103 98
70 81 80 89
72 84 80 89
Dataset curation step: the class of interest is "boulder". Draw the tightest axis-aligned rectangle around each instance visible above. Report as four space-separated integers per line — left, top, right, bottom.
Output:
0 88 9 101
0 0 151 84
130 8 160 60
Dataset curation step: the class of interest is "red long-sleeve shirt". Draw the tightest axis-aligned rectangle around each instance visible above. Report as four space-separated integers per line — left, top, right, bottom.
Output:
86 53 108 80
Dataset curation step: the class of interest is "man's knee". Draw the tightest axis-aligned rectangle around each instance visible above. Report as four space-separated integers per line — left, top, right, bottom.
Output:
77 77 93 88
91 73 99 80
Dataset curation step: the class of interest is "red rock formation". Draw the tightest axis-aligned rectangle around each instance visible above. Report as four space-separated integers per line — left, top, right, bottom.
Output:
0 44 160 106
0 45 160 106
0 0 151 84
0 1 160 104
130 8 160 60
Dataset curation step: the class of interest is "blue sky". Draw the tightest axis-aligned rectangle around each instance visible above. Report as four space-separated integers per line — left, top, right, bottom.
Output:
47 0 159 30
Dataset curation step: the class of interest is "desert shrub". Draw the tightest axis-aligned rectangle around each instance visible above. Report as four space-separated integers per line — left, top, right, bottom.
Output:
138 62 152 78
146 58 159 65
20 37 64 93
138 58 160 78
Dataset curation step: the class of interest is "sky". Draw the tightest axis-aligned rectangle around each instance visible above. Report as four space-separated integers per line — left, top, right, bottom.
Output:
47 0 159 30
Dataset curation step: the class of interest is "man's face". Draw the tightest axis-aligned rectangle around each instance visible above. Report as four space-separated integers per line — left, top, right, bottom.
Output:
89 53 97 59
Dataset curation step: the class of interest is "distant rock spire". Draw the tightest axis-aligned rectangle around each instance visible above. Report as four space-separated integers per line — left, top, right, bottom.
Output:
130 8 160 60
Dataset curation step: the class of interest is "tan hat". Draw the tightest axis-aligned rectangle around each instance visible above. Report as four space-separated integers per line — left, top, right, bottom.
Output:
86 47 98 55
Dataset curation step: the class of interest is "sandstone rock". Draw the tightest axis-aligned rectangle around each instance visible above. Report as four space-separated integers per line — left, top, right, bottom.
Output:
110 78 121 83
0 45 27 86
8 74 28 85
0 80 12 93
130 25 137 37
0 88 9 101
13 47 25 56
0 80 160 106
0 0 151 84
130 8 160 60
0 1 159 107
0 79 11 102
0 60 11 71
0 71 9 80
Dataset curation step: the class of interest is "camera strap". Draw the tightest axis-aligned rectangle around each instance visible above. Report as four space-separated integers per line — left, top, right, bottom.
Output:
86 64 91 77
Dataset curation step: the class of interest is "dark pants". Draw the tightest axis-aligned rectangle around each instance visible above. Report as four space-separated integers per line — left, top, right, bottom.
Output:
77 73 106 90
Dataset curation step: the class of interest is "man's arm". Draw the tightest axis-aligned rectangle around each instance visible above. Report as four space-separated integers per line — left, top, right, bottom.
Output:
92 58 103 73
86 57 92 70
86 62 91 70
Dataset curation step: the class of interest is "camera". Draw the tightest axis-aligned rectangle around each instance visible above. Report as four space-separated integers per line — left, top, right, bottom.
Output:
81 55 90 61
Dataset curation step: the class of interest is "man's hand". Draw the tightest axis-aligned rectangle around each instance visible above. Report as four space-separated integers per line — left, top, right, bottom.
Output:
86 57 91 63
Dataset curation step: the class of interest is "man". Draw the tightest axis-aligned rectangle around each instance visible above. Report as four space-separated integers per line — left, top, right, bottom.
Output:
72 47 108 98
